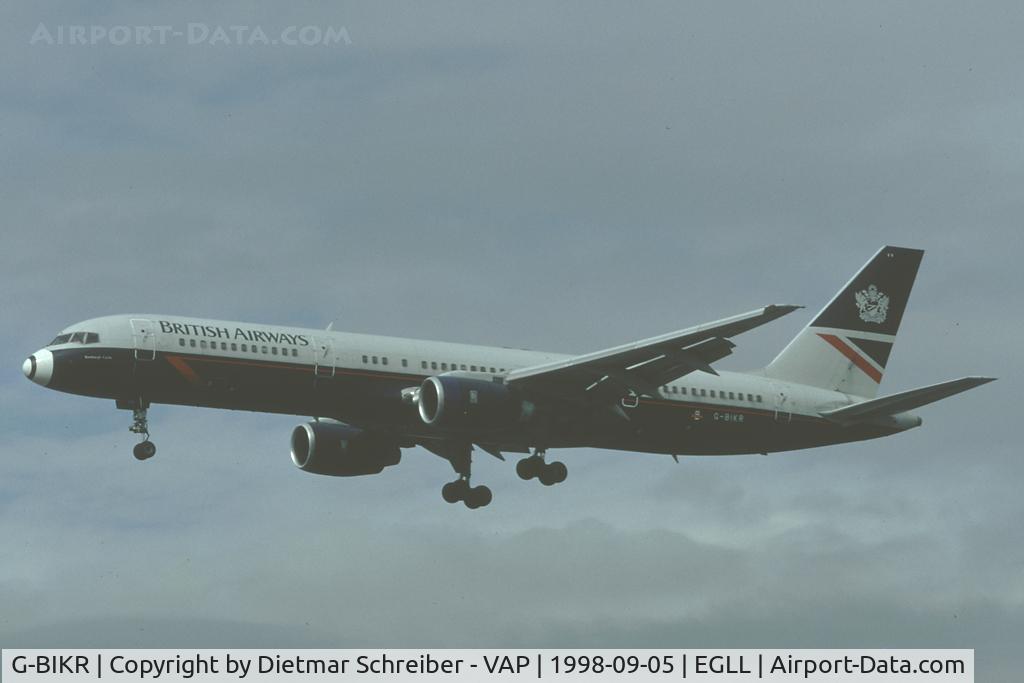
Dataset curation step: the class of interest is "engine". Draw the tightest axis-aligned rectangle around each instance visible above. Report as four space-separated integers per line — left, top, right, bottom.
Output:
290 421 401 477
418 375 534 431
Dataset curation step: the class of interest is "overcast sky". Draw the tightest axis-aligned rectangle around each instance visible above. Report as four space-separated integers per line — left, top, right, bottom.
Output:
1 1 1020 679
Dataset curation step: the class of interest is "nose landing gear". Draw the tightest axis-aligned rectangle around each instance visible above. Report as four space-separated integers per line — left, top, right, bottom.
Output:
123 401 156 461
517 449 567 486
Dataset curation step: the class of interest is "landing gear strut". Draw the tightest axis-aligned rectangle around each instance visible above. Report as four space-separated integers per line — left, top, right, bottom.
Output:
517 449 567 486
127 403 156 461
439 445 492 509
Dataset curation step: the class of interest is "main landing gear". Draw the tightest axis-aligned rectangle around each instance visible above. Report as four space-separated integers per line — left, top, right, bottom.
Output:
127 403 156 461
442 477 493 509
517 449 567 486
439 445 492 509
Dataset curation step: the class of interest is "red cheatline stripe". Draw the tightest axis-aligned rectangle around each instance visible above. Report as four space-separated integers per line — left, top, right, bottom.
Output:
817 333 882 383
166 355 202 385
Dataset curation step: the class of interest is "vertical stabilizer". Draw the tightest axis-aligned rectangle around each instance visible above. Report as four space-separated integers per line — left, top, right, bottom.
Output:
764 246 924 398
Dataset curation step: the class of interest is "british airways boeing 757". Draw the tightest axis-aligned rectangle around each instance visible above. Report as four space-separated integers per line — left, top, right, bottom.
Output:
22 246 994 508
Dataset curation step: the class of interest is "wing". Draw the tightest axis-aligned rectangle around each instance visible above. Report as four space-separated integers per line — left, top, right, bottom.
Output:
506 304 801 401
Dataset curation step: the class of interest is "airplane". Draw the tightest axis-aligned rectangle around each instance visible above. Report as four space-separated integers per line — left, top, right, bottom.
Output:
22 245 994 509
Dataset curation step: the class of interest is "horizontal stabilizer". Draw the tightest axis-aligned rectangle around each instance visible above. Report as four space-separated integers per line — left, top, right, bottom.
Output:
820 376 996 425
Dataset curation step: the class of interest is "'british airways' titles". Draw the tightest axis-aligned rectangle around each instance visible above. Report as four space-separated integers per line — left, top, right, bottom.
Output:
159 320 310 346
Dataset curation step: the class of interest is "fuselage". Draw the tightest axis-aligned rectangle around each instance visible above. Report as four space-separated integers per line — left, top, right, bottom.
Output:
23 314 916 456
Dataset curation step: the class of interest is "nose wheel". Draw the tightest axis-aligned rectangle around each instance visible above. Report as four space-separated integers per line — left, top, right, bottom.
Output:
128 404 156 461
517 449 567 486
133 440 157 460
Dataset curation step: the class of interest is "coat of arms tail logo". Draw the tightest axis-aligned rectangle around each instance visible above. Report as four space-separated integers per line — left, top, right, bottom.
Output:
855 284 889 324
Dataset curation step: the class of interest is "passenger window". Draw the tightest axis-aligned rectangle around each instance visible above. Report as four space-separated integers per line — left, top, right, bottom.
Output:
262 346 268 354
221 342 228 350
382 357 388 365
756 395 763 402
421 361 428 369
402 359 408 367
729 392 735 399
231 343 237 351
272 347 278 355
252 345 258 353
700 389 706 397
747 393 753 401
292 349 298 357
681 387 687 395
179 338 186 347
200 340 207 349
490 367 496 374
709 390 715 398
362 355 368 363
470 365 477 372
441 363 448 371
431 362 438 370
190 339 197 348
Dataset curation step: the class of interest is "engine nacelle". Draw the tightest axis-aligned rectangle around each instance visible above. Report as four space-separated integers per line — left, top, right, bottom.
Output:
290 421 401 477
418 375 534 431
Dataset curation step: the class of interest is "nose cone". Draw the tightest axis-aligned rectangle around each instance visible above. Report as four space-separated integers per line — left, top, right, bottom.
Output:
23 349 54 386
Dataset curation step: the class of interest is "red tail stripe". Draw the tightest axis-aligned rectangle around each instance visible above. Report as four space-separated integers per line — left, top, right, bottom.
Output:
817 333 882 383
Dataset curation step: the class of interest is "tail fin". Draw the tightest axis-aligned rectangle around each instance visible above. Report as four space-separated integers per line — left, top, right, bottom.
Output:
765 245 924 398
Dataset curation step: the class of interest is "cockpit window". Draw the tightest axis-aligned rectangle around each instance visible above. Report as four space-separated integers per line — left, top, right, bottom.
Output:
48 332 100 346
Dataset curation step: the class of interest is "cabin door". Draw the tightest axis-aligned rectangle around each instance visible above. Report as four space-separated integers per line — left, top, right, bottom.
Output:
770 381 792 423
313 336 336 378
130 318 157 361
